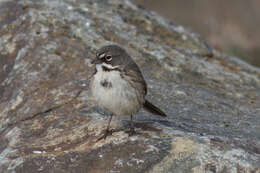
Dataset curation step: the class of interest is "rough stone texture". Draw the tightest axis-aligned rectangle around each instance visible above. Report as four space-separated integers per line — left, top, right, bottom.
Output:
0 0 259 172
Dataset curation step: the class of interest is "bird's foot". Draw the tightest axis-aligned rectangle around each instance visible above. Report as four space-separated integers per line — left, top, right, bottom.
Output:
97 129 114 141
125 127 136 137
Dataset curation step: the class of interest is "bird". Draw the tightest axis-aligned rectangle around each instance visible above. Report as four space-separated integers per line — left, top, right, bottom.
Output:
90 45 167 140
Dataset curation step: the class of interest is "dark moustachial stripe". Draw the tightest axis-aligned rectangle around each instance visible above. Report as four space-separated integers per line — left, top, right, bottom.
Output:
101 79 112 88
93 67 97 75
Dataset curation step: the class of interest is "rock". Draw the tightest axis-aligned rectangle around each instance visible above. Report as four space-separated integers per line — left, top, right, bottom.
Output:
0 0 259 172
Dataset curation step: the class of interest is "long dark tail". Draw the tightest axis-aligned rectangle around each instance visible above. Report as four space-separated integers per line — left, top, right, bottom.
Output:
143 100 167 117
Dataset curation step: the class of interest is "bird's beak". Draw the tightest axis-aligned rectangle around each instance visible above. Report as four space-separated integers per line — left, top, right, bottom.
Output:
91 57 102 64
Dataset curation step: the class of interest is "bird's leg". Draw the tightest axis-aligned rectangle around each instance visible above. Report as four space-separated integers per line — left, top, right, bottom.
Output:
129 114 136 136
106 113 113 132
97 114 114 141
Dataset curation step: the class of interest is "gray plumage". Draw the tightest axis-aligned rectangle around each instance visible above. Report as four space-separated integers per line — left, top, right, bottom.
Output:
90 45 167 140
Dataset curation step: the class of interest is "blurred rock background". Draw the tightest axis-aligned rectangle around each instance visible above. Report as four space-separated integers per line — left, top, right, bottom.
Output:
137 0 260 67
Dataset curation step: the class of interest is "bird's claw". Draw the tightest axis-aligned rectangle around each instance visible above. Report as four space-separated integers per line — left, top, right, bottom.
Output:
125 127 136 137
97 129 114 141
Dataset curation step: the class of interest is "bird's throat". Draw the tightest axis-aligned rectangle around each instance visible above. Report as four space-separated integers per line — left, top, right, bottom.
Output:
101 64 121 72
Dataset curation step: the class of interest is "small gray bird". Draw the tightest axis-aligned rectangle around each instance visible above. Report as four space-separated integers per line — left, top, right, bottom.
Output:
90 45 167 140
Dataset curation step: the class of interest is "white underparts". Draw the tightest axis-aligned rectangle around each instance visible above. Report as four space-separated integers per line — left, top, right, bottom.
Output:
91 63 143 115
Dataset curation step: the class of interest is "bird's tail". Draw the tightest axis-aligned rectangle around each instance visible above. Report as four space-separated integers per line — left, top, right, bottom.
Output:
143 100 167 117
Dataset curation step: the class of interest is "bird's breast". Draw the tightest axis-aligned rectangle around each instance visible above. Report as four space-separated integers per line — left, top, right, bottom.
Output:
91 66 143 115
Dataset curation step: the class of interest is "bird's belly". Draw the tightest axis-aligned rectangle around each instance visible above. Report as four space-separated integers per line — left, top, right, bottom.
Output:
92 71 143 115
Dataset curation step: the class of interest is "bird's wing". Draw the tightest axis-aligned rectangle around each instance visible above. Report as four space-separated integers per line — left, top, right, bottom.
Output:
123 61 167 117
123 62 147 96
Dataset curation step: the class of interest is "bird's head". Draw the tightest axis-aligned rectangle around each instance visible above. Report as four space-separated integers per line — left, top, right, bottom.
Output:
91 45 131 69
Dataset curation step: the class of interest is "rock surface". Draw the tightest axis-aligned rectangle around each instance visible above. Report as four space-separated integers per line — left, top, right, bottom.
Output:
0 0 260 172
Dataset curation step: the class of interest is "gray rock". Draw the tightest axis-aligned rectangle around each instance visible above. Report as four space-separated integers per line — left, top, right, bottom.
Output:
0 0 259 172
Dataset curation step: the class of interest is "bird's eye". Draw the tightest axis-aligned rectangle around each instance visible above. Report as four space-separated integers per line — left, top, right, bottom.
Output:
105 55 112 61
